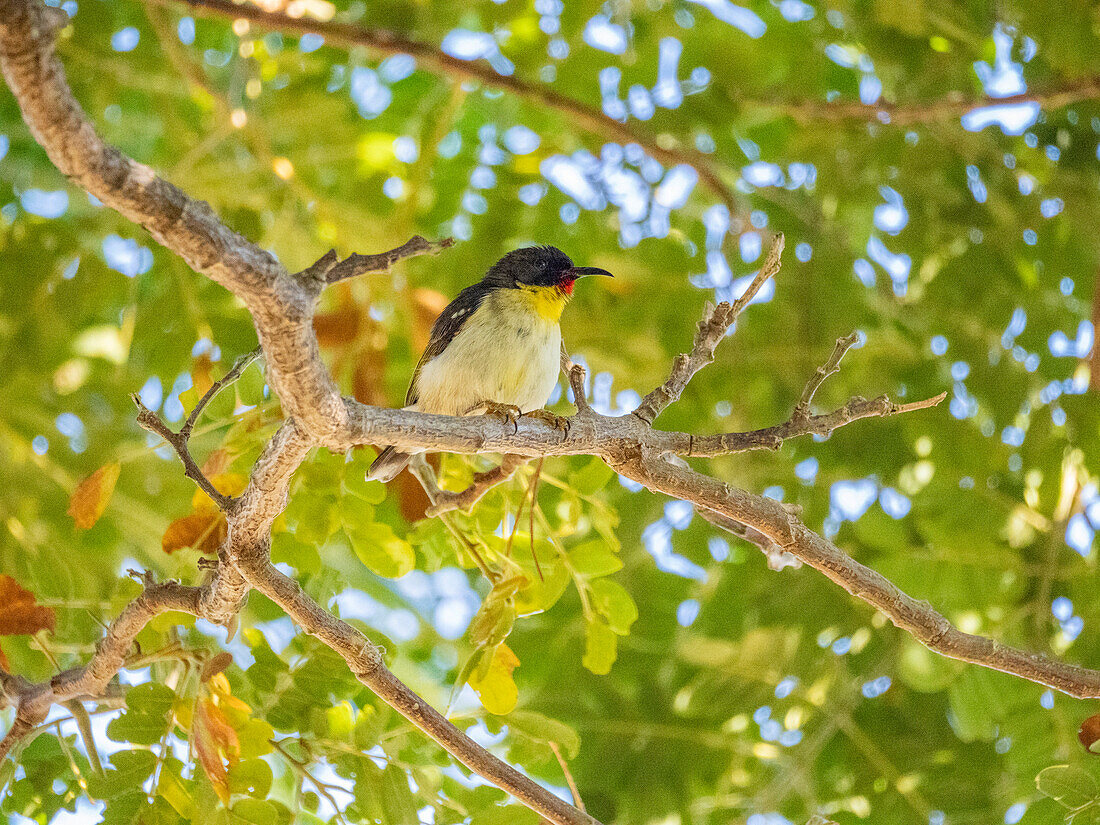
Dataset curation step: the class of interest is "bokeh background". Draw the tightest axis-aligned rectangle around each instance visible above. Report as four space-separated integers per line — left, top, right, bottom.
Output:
3 0 1100 823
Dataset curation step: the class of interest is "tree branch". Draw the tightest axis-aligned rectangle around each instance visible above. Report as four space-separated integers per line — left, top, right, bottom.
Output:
697 506 802 572
0 577 206 762
794 333 859 421
300 235 456 286
131 348 262 511
623 454 1100 698
6 8 1100 825
772 75 1100 126
632 235 784 424
237 558 597 825
425 454 528 517
685 391 948 457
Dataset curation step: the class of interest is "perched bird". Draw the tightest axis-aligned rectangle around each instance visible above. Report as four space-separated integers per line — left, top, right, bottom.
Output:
368 245 613 482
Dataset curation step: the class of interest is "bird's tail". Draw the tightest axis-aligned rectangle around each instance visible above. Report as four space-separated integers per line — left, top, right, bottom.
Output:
368 446 411 482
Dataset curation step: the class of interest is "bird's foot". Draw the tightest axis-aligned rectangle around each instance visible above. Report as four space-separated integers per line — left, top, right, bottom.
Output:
470 400 523 433
523 408 571 433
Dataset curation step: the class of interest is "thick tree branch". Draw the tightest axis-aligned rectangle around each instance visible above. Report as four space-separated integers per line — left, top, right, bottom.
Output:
624 454 1100 698
237 558 596 825
633 235 784 424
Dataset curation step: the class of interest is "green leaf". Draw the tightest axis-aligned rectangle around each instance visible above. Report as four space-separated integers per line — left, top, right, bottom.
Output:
477 803 542 825
567 539 623 577
286 493 338 547
107 683 176 745
380 762 420 824
87 749 158 798
229 798 278 825
469 594 517 649
100 790 147 825
567 457 614 496
589 578 638 634
270 531 321 576
228 758 273 798
346 522 416 578
1037 765 1100 809
582 619 618 675
505 710 582 759
343 470 388 505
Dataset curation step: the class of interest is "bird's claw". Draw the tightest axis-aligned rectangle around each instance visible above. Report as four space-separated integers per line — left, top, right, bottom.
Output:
523 408 571 433
474 401 523 433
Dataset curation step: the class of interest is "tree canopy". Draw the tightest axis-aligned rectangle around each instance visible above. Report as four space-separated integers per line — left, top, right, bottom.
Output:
2 1 1100 824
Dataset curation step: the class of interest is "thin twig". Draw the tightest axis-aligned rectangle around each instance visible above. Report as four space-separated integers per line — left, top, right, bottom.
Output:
696 506 801 572
561 346 591 414
549 741 585 813
180 347 262 440
300 236 455 286
425 454 528 517
132 349 261 511
528 458 544 580
793 333 860 421
684 391 948 457
62 700 103 776
633 235 784 424
409 455 499 584
270 738 351 825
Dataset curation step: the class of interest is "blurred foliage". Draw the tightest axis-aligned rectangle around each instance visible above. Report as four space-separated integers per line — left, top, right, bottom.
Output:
3 0 1100 823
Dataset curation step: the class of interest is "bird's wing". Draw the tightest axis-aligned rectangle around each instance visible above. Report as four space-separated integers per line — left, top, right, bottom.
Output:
406 282 492 406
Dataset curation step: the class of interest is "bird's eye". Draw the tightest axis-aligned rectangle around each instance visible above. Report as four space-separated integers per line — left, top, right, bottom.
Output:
538 259 548 270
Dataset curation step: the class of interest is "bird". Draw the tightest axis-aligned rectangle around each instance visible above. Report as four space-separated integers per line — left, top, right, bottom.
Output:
368 245 613 482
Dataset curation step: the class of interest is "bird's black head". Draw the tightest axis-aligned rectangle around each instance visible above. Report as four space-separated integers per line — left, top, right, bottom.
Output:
485 245 613 293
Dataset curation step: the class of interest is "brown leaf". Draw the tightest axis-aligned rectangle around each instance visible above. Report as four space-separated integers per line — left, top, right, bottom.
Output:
313 305 361 347
201 652 234 683
67 462 121 529
0 642 9 671
0 575 57 636
162 513 226 555
1079 713 1100 755
193 698 235 802
201 449 232 477
411 288 448 353
352 345 388 407
395 460 432 522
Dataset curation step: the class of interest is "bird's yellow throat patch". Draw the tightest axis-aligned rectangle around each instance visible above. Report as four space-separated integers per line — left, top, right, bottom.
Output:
517 283 571 321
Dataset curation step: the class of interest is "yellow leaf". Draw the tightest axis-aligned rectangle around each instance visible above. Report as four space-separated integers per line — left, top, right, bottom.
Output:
73 325 129 364
192 473 248 512
192 353 215 399
67 462 120 529
468 644 520 715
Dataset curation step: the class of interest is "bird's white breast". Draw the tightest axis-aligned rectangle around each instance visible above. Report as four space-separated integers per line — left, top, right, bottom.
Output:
414 290 562 416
